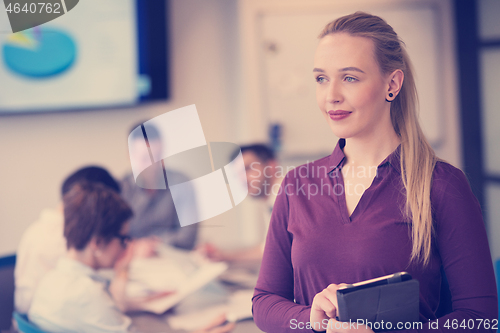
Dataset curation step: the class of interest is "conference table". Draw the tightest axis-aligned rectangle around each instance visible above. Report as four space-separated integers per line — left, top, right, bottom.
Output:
131 313 262 333
128 259 264 333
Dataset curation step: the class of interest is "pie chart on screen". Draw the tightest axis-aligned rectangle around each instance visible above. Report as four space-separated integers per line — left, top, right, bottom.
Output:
2 27 77 78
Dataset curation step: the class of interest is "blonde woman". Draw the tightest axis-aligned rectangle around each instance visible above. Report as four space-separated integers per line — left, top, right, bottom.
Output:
252 12 497 333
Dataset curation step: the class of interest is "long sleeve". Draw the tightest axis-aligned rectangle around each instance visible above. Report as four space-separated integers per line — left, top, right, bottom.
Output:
252 177 312 333
253 145 498 333
400 165 498 332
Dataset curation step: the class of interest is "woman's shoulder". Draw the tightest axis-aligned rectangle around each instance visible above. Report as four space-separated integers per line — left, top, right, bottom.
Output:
432 160 469 186
431 160 474 201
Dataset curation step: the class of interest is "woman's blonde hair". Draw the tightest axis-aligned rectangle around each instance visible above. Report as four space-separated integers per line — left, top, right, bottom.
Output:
319 12 438 265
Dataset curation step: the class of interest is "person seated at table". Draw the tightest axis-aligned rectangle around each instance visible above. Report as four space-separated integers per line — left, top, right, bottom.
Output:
28 181 234 333
28 181 135 332
201 144 283 264
122 122 198 251
14 166 121 314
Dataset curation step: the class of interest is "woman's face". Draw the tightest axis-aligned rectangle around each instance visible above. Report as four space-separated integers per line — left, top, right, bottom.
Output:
314 33 391 140
95 222 130 269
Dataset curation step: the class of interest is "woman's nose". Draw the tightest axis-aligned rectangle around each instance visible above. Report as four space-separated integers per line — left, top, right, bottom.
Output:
327 81 343 104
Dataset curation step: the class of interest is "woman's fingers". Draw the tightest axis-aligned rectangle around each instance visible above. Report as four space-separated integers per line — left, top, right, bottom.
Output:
318 289 338 317
311 295 336 318
311 283 345 326
326 317 374 333
324 283 344 311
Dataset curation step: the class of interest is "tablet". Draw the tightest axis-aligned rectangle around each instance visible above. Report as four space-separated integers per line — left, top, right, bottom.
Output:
337 272 412 294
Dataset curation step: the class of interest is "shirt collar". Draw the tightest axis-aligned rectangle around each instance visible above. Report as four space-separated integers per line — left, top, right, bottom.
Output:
380 144 401 174
327 139 401 174
327 139 347 173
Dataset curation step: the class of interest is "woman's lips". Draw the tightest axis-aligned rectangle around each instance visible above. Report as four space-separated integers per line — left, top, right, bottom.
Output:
328 110 352 121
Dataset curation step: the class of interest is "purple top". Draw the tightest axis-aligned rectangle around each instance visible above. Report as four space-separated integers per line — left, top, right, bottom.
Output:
252 140 497 332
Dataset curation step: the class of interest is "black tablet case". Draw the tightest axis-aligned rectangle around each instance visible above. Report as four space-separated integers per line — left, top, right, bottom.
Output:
336 279 419 332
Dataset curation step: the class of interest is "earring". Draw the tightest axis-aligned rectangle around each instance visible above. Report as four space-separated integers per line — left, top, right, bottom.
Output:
386 92 394 102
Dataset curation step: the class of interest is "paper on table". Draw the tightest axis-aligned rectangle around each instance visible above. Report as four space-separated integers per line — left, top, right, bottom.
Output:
168 289 254 331
127 257 189 296
125 245 229 314
133 260 228 314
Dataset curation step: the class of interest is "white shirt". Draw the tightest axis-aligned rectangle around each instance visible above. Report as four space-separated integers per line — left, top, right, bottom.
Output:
28 257 131 333
15 208 66 313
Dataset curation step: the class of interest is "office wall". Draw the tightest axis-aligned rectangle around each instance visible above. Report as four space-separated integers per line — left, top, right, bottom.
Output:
238 0 460 165
3 0 495 259
0 0 242 256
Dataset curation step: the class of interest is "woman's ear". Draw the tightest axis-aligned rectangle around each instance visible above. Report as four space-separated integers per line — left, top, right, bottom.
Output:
387 69 404 101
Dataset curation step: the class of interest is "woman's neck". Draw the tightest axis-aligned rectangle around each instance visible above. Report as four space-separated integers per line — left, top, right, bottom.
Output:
342 128 400 168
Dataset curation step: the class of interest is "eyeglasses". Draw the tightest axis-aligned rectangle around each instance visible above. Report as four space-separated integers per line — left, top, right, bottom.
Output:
116 234 131 248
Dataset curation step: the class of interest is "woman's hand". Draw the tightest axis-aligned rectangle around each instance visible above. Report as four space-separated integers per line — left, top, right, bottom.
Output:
310 283 347 330
310 283 374 332
326 318 374 333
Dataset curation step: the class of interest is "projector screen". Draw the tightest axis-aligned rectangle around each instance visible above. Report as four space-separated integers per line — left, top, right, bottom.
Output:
0 0 169 113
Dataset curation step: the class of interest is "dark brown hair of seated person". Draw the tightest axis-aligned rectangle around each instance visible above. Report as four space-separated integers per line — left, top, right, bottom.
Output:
63 181 133 250
61 166 121 197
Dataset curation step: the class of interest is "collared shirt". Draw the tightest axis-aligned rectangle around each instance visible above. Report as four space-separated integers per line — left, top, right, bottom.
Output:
252 139 497 332
15 208 66 314
28 257 131 333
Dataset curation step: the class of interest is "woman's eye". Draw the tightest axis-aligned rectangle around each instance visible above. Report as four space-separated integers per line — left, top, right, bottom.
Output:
345 76 357 83
316 76 326 83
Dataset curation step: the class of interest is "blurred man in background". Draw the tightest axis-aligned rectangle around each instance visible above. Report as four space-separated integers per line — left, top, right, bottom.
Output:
202 144 282 263
122 123 198 251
